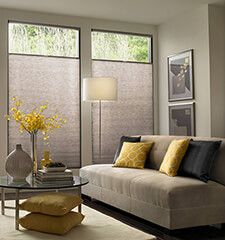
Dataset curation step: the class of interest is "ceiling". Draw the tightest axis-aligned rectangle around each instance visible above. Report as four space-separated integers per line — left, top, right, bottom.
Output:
0 0 224 25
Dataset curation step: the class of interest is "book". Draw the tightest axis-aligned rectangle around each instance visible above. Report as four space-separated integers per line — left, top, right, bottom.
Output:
36 175 73 181
35 179 74 185
38 169 72 176
37 169 72 178
37 173 73 179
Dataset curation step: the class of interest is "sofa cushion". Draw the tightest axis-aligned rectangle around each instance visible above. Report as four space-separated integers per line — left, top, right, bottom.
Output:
130 170 225 209
113 136 141 164
159 138 190 177
80 164 150 196
80 164 225 210
179 140 222 182
113 142 154 169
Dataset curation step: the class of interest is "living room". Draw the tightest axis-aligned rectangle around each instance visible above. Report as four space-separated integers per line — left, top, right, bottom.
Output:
0 0 225 239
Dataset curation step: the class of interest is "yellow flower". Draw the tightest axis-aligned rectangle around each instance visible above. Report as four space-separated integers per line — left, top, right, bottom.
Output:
15 100 22 107
6 97 67 144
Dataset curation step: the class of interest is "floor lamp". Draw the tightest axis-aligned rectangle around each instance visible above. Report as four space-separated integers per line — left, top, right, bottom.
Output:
83 77 117 162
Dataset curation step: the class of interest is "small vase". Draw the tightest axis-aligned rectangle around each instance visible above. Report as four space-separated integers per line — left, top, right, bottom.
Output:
41 150 53 168
5 144 32 182
30 132 38 176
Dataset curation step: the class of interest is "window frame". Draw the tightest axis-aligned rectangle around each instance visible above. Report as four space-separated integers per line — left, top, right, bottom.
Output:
7 20 82 169
91 29 153 64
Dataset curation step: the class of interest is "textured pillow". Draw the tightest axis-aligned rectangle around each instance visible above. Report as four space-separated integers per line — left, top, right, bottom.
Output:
159 138 190 177
113 142 154 169
179 140 222 182
20 193 82 216
113 136 141 163
19 212 84 235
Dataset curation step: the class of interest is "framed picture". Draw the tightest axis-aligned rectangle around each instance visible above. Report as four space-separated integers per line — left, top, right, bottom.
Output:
169 103 195 136
168 49 194 101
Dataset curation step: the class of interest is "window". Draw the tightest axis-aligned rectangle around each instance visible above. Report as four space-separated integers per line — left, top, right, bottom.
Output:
91 30 153 164
92 30 151 63
9 23 79 57
8 22 80 168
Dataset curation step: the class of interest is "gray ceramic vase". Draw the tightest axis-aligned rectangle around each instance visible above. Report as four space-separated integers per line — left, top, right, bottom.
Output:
5 144 33 182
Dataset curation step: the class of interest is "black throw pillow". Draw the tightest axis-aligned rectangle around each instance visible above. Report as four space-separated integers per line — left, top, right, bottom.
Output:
179 140 222 182
113 136 141 164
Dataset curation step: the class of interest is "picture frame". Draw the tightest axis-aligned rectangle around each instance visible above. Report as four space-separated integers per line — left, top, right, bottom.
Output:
168 49 194 101
169 102 195 136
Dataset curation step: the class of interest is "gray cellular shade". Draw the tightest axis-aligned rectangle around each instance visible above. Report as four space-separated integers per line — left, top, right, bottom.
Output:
92 60 153 164
9 55 80 168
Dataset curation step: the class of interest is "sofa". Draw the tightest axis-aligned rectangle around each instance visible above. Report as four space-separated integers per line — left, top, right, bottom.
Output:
80 135 225 230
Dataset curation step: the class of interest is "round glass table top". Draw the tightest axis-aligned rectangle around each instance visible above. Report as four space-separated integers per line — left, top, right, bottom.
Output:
0 176 88 190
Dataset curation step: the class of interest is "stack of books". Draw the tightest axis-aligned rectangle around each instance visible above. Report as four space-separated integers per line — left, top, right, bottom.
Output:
36 169 74 185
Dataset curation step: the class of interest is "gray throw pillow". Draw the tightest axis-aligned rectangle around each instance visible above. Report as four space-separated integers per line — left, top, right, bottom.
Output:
179 140 221 182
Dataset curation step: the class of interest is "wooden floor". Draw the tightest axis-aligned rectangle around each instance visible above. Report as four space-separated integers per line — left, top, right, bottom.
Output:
83 196 225 240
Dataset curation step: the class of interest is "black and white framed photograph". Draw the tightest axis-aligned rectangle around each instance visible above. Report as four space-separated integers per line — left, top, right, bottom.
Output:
168 49 194 101
169 103 195 136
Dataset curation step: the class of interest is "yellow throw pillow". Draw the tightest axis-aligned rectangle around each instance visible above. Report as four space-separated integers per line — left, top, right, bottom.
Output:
19 211 84 235
113 142 154 169
20 193 82 216
159 138 190 177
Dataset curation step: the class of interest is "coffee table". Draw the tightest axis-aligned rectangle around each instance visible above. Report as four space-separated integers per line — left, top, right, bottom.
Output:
0 175 88 230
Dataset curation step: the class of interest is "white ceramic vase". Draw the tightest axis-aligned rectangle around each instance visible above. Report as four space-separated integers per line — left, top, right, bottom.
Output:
5 144 33 182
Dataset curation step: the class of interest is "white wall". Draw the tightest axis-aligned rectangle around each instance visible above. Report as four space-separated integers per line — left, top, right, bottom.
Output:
0 8 158 175
158 5 211 136
209 5 225 137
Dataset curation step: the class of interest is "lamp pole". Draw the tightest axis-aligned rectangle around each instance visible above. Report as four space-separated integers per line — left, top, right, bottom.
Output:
99 100 102 162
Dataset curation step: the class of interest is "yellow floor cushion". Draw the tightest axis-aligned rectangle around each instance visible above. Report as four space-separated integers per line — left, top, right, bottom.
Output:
19 211 84 235
20 193 82 216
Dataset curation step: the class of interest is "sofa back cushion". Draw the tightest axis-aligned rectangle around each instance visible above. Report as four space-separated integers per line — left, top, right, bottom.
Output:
141 135 225 186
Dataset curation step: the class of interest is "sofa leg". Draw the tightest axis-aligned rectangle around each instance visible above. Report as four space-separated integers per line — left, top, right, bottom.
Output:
86 196 96 202
162 228 174 235
221 223 225 230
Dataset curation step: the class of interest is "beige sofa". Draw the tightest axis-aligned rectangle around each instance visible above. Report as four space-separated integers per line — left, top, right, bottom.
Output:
80 135 225 230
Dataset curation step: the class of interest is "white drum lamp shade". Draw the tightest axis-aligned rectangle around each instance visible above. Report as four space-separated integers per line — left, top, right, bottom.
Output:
83 77 117 101
83 77 117 162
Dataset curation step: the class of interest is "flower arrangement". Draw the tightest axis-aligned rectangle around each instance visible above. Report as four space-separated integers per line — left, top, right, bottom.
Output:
6 96 66 142
6 97 67 175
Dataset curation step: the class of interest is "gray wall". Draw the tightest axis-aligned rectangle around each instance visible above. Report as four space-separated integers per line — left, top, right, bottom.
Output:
209 6 225 137
158 5 211 136
158 5 225 137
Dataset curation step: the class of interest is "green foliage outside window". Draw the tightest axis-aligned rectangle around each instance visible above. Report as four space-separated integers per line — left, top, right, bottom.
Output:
9 23 151 62
9 23 79 58
92 31 151 63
